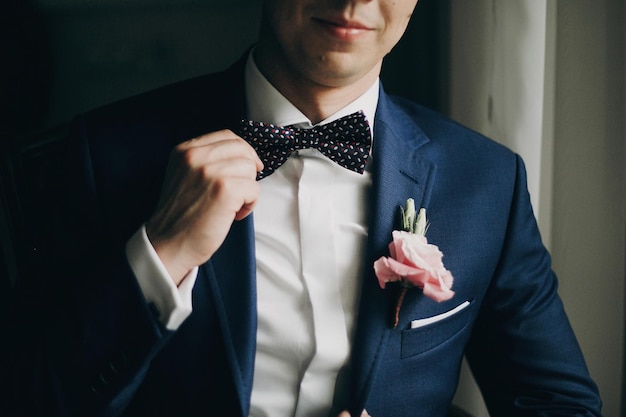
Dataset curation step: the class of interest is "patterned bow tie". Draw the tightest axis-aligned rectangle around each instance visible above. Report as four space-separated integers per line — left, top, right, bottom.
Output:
239 110 371 180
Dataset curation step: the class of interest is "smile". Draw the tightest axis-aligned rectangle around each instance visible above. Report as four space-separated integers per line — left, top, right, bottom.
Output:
313 17 374 40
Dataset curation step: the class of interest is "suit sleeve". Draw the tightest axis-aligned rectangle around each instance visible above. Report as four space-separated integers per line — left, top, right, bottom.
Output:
465 155 603 416
3 118 175 417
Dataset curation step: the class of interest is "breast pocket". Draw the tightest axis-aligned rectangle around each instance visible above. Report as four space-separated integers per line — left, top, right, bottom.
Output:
400 299 474 359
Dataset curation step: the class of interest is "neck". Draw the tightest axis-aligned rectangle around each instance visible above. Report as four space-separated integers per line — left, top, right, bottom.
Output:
254 44 380 124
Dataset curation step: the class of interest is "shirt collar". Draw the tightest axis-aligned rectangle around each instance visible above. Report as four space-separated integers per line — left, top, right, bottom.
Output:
244 50 379 135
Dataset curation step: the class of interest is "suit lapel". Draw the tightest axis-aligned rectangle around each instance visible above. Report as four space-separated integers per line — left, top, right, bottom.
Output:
349 89 436 413
199 215 257 416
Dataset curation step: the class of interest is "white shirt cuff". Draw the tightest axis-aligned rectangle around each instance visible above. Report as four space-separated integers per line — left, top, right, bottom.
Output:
125 225 198 330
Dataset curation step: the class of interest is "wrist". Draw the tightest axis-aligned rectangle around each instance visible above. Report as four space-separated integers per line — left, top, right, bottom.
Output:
146 228 197 286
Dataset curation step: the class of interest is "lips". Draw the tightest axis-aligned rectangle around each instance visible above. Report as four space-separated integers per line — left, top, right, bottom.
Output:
313 16 374 40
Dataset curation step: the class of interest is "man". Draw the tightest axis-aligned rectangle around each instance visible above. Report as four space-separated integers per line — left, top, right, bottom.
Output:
5 0 602 416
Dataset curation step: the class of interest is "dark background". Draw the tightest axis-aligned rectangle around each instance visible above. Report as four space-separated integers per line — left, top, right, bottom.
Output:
1 0 449 138
0 0 449 315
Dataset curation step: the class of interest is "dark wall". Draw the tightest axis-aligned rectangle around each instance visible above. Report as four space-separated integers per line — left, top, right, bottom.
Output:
2 0 447 138
2 0 263 139
382 0 449 113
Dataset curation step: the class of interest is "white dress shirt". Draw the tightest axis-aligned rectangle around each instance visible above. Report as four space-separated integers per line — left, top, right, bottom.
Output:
126 52 379 417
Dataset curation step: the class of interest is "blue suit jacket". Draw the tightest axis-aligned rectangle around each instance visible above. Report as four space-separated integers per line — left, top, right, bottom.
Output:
5 56 602 417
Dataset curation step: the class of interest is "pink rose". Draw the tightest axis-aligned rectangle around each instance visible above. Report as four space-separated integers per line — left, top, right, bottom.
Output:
374 230 454 302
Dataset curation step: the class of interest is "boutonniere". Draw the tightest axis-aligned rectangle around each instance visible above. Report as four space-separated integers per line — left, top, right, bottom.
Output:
373 198 455 328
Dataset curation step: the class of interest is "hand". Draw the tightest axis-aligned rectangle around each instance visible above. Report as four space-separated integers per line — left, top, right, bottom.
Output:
146 130 263 285
338 411 370 417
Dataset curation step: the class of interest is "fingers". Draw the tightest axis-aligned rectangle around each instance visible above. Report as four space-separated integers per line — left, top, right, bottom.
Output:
179 129 263 174
178 130 263 219
146 129 264 284
202 175 261 221
338 411 370 417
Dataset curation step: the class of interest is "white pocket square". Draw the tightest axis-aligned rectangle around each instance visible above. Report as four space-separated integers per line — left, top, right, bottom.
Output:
410 300 471 329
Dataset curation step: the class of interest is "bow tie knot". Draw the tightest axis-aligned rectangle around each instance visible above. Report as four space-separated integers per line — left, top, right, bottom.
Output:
239 111 371 180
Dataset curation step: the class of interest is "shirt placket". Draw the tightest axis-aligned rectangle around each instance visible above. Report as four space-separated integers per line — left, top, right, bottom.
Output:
294 151 350 416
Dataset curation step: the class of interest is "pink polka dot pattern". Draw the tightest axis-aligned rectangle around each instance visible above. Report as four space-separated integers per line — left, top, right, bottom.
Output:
239 110 371 180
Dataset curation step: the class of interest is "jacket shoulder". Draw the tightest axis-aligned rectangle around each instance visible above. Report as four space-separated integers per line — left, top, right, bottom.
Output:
392 95 513 156
382 94 518 176
80 61 245 137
